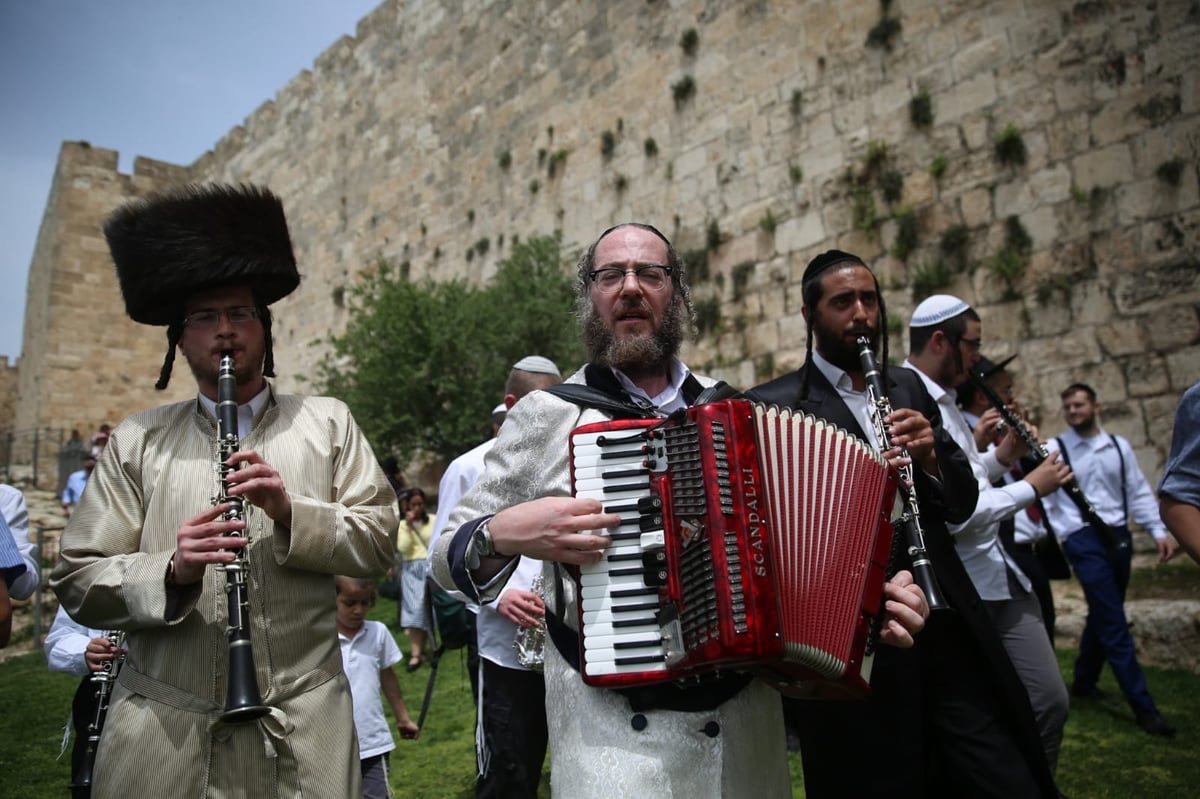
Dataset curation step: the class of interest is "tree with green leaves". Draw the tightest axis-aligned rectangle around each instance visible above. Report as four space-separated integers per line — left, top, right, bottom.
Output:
317 233 585 463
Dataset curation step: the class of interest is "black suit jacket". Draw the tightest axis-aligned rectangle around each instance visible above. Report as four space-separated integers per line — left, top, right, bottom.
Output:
746 364 1058 799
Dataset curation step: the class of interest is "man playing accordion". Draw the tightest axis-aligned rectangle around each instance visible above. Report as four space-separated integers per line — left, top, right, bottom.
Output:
432 225 929 798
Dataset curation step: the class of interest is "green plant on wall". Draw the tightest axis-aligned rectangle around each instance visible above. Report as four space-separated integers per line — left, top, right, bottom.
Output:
694 297 721 335
880 170 904 204
548 149 569 178
994 123 1027 167
683 248 709 282
1156 158 1186 187
984 216 1033 301
672 75 696 108
791 89 803 117
644 137 658 157
497 149 512 170
680 28 699 56
1035 276 1073 306
939 223 970 272
863 140 890 178
929 156 947 180
706 219 723 250
910 88 933 128
866 0 902 53
759 209 777 234
789 162 804 184
600 130 615 160
892 207 919 261
911 258 953 299
852 187 879 231
731 261 755 301
614 174 628 193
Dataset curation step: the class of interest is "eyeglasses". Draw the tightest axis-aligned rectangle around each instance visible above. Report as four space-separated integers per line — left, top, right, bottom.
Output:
183 306 260 329
588 265 673 293
958 336 982 352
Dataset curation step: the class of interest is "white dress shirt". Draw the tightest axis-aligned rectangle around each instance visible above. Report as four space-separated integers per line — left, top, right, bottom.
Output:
1042 428 1167 541
903 359 1033 599
44 605 104 677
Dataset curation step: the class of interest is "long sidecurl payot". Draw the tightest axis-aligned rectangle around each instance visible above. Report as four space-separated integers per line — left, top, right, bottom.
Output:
103 183 300 326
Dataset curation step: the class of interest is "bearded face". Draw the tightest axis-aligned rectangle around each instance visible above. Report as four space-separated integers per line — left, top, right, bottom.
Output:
580 293 686 378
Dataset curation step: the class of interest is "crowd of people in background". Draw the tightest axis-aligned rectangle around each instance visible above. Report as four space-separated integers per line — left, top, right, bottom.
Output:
1 195 1195 799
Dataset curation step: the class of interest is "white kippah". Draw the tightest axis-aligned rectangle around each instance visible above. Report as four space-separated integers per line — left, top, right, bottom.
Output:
910 294 970 327
492 403 508 415
512 355 562 377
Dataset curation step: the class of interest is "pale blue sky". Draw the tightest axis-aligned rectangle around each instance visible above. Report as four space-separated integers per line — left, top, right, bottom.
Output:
0 0 383 364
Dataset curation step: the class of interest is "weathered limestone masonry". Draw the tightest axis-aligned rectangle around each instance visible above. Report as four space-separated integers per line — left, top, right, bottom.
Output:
13 0 1200 488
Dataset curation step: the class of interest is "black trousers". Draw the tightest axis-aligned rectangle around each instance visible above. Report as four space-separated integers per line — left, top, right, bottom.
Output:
476 659 547 799
789 612 1049 799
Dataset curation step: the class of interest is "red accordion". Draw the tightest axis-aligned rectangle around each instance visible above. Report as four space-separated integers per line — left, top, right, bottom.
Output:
569 398 899 697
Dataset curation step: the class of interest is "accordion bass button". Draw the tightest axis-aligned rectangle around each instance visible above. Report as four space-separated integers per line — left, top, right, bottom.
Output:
631 713 648 731
700 721 720 738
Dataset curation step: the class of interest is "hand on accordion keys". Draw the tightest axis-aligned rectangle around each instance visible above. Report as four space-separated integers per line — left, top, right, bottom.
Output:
485 496 619 566
878 570 930 649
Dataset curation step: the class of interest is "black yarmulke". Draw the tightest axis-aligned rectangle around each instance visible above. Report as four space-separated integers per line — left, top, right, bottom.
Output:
104 183 299 326
802 249 867 284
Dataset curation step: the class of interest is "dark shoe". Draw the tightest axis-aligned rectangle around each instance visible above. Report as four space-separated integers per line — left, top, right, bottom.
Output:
1135 712 1177 738
1070 683 1107 700
405 656 425 673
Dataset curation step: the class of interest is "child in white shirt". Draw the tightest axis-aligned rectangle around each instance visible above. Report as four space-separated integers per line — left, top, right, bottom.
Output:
336 576 420 799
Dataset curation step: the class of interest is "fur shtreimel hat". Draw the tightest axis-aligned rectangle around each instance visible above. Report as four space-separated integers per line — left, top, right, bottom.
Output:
104 183 300 326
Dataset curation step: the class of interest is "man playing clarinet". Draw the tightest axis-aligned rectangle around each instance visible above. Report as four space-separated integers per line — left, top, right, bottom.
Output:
431 225 929 798
747 251 1060 798
51 184 397 797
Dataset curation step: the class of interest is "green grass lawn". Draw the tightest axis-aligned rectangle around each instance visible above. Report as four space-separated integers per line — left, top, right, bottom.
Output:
3 594 1196 797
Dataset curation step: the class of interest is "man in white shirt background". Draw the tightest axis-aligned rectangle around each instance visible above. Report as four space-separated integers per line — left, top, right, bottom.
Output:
903 294 1071 775
1043 383 1178 738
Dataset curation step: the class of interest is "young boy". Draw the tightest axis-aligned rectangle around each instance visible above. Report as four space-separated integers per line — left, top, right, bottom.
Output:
336 576 420 798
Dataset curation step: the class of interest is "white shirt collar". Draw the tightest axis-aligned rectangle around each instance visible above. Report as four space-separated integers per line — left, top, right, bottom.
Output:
811 350 856 393
198 384 271 438
612 356 690 414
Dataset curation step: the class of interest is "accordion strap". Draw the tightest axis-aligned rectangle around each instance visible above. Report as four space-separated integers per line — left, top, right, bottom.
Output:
544 364 736 419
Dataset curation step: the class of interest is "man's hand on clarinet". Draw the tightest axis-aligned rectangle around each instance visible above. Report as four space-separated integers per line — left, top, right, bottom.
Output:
173 504 248 585
883 408 938 474
226 449 293 526
878 570 928 649
487 497 619 566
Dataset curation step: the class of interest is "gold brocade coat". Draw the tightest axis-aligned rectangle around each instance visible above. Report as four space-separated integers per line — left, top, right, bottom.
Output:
51 389 398 799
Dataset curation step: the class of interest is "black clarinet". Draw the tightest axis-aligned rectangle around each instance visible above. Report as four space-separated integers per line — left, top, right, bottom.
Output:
857 337 947 611
69 631 126 798
215 353 270 723
967 370 1126 552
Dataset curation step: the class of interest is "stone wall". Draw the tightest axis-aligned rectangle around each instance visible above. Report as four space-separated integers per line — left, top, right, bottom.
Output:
13 143 194 459
0 358 16 436
12 0 1200 485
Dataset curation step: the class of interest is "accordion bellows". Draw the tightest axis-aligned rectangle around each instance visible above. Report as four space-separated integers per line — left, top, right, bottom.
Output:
104 183 300 326
569 399 899 697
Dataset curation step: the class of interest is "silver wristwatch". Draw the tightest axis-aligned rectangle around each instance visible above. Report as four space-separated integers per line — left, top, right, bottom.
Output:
470 518 496 559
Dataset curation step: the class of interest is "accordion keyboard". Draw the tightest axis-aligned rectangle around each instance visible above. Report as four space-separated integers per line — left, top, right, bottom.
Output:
571 426 671 678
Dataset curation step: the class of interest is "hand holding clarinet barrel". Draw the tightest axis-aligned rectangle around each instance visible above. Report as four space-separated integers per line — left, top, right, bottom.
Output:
857 337 947 611
967 370 1126 552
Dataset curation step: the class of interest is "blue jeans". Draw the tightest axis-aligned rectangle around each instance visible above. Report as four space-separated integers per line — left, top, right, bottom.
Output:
1062 525 1156 715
